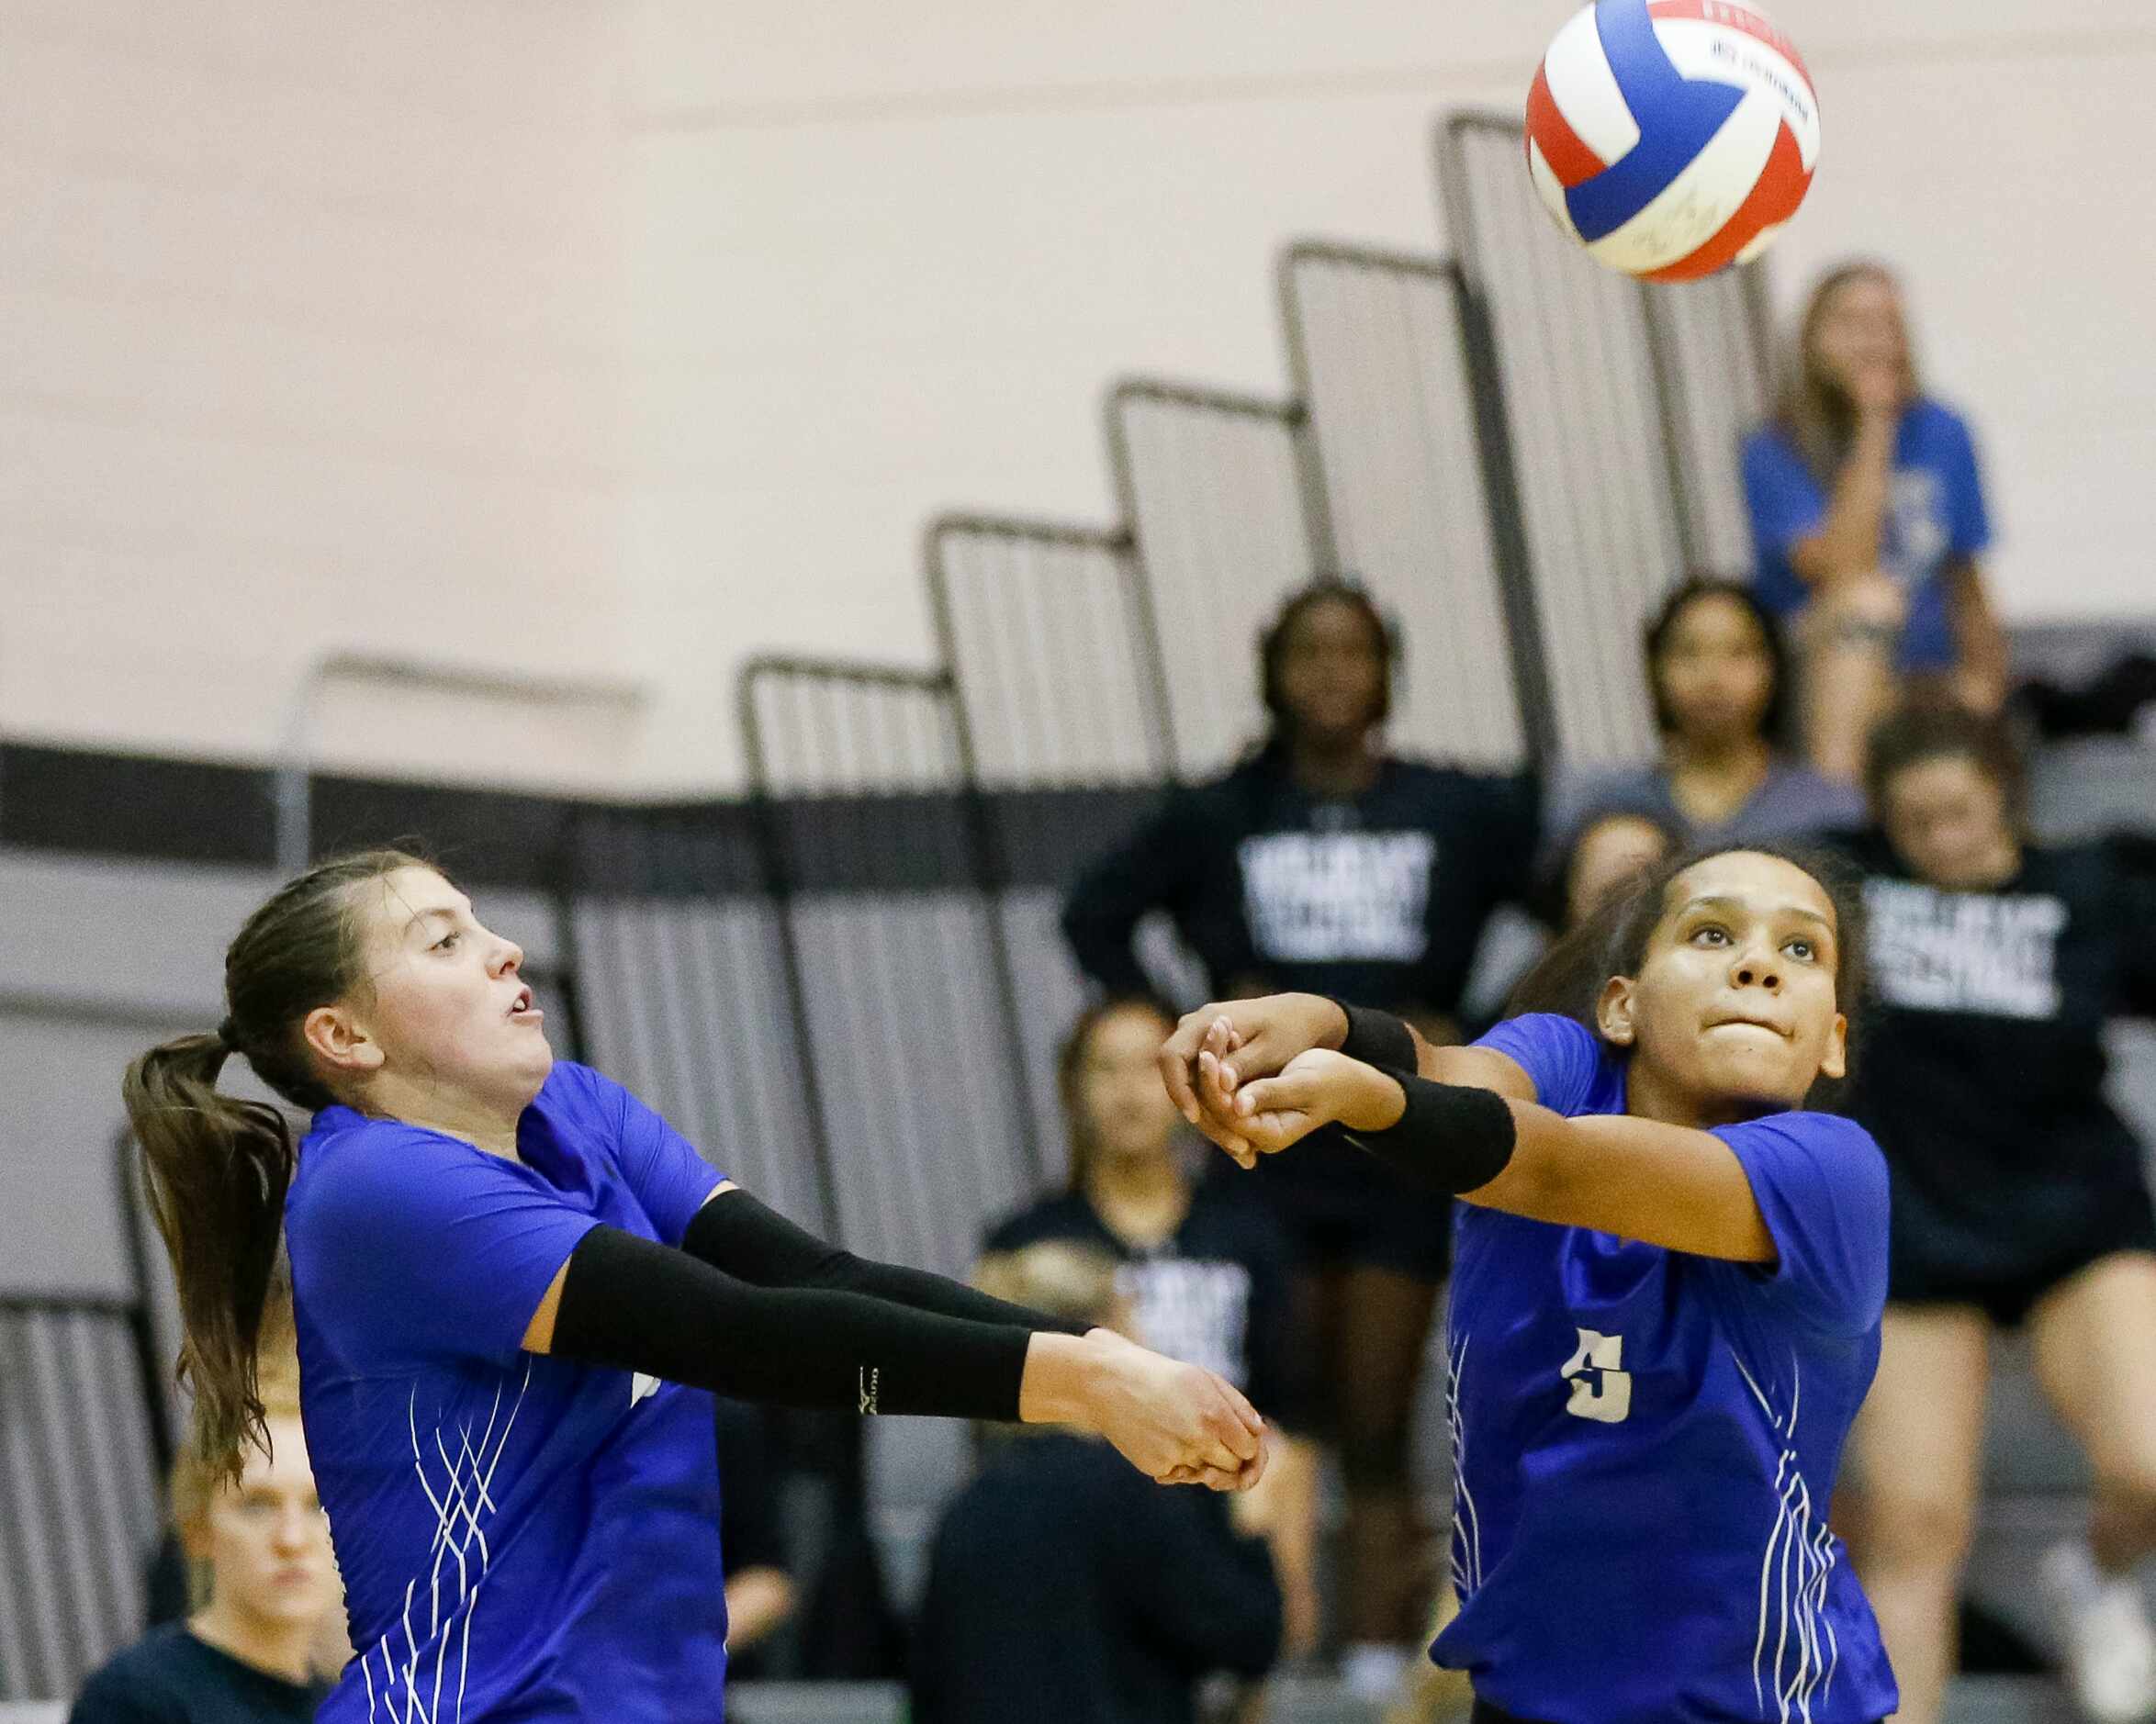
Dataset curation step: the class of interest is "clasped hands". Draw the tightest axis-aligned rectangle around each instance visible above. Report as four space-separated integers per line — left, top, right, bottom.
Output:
1155 992 1409 1169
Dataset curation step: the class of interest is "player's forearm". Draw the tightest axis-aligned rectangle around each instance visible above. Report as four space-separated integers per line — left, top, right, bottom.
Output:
550 1225 1037 1418
1476 1106 1776 1263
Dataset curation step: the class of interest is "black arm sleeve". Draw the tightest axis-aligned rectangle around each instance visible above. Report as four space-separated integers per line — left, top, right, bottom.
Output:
1341 1069 1519 1196
682 1191 1089 1336
1060 791 1199 998
551 1226 1036 1420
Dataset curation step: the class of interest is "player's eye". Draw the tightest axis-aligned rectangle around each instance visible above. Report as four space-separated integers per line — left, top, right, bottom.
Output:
1783 936 1818 962
1690 924 1730 947
432 931 460 952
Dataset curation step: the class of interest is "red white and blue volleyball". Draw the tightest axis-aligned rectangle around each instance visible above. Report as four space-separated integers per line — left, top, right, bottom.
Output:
1526 0 1820 280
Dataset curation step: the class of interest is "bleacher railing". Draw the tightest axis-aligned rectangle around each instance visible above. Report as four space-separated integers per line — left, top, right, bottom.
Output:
1105 381 1331 779
924 514 1201 1173
0 1290 167 1703
739 658 1041 1281
1281 241 1545 770
1436 110 1776 766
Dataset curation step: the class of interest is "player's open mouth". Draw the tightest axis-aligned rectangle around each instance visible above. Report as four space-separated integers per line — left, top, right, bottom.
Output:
509 987 541 1022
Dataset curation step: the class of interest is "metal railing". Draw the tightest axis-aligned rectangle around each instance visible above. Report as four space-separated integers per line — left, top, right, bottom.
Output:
923 514 1182 1172
1281 240 1544 769
274 652 645 875
0 1284 168 1701
739 657 1042 1279
1105 380 1333 779
1435 110 1776 766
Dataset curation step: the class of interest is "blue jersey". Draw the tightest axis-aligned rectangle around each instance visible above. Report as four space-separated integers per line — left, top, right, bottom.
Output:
1742 396 1991 674
1434 1014 1896 1724
286 1062 728 1723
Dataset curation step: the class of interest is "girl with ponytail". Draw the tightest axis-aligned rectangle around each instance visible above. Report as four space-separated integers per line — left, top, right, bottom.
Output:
125 850 1267 1721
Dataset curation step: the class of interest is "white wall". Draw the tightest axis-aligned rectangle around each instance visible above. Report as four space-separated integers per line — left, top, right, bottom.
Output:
0 0 635 794
624 0 2156 789
0 1 2148 792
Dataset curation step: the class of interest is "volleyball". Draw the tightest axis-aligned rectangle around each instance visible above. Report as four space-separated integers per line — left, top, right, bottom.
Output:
1526 0 1820 280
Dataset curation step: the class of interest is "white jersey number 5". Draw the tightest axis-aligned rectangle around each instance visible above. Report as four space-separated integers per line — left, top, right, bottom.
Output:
1561 1327 1632 1424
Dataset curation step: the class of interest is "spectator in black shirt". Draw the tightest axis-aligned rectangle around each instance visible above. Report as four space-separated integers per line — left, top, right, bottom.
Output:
912 1242 1284 1724
1061 579 1534 1688
1836 703 2156 1724
73 1406 336 1724
713 1397 797 1681
985 996 1320 1659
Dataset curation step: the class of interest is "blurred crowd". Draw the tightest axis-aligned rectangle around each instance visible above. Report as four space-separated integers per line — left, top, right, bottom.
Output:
71 261 2156 1724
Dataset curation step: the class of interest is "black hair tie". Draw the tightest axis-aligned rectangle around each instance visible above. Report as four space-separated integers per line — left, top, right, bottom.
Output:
215 1017 240 1051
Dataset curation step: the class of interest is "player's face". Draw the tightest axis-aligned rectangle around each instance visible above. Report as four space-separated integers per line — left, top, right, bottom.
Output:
1812 273 1907 393
1076 1004 1182 1166
1602 852 1846 1115
1880 754 2018 890
348 866 555 1113
1656 593 1774 744
1565 813 1672 930
1275 598 1386 744
188 1415 338 1632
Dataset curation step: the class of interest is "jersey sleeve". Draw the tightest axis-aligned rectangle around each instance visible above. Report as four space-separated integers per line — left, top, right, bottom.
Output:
1742 426 1827 558
1711 1111 1890 1339
583 1066 725 1245
1472 1013 1606 1115
295 1127 601 1368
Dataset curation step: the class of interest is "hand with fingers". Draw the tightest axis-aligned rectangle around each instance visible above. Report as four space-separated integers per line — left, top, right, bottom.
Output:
1072 1327 1270 1492
1218 1048 1408 1158
1157 994 1354 1165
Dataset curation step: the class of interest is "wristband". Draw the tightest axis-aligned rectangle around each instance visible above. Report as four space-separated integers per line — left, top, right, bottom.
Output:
1342 1067 1517 1196
1330 1000 1418 1071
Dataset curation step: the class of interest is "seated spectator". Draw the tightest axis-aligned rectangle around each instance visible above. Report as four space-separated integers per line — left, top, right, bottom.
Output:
1061 578 1535 1694
140 1256 350 1685
1554 810 1679 933
983 996 1319 1658
1834 703 2156 1724
1546 576 1862 864
1743 261 2009 783
74 1401 337 1723
911 1243 1284 1724
713 1397 797 1682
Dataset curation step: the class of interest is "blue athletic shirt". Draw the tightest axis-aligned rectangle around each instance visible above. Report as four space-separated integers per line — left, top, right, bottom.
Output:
1742 396 1991 674
285 1061 729 1723
1433 1014 1896 1724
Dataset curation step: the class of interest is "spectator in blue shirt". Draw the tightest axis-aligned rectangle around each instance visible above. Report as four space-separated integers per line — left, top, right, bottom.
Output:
1742 262 2010 783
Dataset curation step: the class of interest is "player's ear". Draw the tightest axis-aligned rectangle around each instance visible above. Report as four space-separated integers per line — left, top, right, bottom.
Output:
304 1003 384 1080
1597 976 1638 1047
1818 1011 1847 1081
